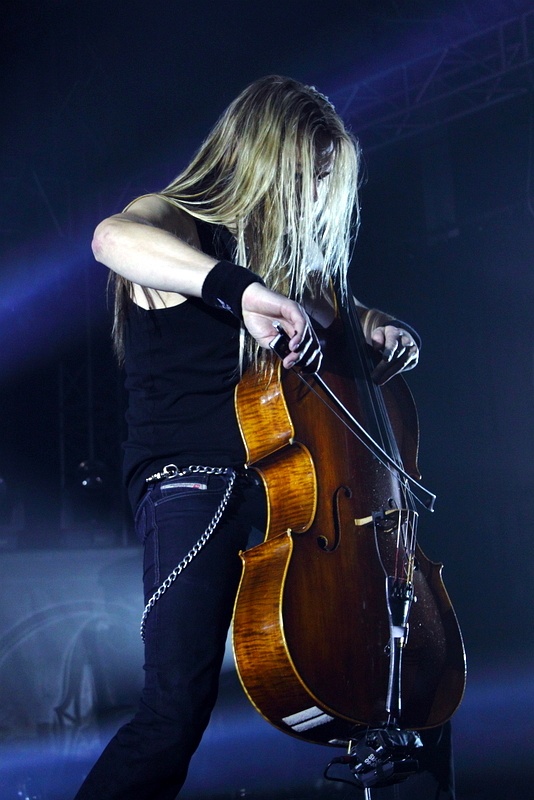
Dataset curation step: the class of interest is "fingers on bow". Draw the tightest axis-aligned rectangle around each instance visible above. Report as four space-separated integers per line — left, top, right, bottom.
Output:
283 327 323 373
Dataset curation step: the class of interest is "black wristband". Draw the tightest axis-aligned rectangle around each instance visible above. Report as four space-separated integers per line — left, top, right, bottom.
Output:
201 260 265 321
385 319 422 350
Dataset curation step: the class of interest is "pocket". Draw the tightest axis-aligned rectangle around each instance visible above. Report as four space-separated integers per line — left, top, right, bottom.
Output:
154 476 209 506
153 473 228 507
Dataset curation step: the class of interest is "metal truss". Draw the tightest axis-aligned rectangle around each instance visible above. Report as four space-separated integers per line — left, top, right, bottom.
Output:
332 11 534 150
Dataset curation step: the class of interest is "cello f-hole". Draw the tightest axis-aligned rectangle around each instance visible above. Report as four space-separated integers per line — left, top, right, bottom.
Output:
317 484 352 552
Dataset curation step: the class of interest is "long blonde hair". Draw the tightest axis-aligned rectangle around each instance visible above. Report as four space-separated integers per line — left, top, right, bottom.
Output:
113 75 361 363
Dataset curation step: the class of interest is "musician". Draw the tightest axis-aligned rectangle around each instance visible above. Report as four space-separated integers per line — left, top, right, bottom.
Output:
74 76 451 799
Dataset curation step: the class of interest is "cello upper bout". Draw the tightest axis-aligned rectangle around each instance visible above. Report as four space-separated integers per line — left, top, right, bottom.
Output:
235 363 293 464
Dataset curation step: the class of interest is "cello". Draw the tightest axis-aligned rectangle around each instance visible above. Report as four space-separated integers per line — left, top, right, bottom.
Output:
232 288 466 789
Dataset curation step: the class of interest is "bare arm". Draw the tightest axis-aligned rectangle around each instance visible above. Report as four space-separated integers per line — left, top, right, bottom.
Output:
92 194 320 370
91 195 217 301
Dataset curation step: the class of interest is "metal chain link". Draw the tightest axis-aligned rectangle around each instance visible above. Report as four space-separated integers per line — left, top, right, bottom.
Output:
140 466 236 641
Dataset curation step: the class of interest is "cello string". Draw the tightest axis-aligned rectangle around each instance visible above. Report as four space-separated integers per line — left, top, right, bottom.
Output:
344 293 417 496
393 508 418 583
342 293 420 581
343 295 424 585
345 295 393 453
346 296 413 488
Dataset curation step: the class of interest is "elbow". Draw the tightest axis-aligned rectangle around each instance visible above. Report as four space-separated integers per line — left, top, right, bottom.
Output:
92 218 118 265
91 219 108 264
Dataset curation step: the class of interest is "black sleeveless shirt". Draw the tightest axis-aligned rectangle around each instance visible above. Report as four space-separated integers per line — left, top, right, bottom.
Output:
122 222 247 509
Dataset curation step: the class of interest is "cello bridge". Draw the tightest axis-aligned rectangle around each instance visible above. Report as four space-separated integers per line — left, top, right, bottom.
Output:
354 507 412 531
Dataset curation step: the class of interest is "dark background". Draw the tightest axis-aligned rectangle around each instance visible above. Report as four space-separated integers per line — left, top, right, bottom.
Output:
1 2 533 799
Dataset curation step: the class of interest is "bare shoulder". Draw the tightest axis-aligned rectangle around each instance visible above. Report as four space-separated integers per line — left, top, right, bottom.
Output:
120 194 201 247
